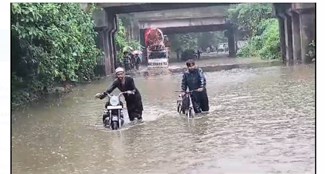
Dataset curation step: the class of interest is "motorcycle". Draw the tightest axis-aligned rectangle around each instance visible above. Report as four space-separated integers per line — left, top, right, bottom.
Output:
96 91 135 130
176 90 198 119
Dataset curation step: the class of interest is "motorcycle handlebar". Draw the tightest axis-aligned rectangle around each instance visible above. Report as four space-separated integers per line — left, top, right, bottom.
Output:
174 89 198 93
95 90 135 99
107 91 135 98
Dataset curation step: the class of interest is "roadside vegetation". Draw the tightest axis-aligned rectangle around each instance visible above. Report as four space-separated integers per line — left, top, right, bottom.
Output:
11 3 140 108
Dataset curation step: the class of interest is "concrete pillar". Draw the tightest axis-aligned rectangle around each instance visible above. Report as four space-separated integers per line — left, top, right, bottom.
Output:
130 20 134 40
139 29 147 65
299 10 315 63
93 28 108 76
92 8 118 75
132 20 140 41
139 29 145 49
111 15 118 69
284 14 293 63
278 17 286 62
227 26 236 57
291 11 302 63
104 10 118 74
129 19 140 42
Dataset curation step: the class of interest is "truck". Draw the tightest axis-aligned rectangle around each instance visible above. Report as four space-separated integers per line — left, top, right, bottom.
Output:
144 28 170 68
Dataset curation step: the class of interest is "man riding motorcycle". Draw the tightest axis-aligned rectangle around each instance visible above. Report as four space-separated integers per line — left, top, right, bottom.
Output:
181 59 209 113
96 67 144 122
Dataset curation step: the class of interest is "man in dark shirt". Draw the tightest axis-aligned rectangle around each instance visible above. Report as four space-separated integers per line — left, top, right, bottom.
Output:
96 67 143 122
181 59 209 113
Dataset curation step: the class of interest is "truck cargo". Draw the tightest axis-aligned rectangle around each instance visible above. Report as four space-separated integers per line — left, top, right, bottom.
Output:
144 28 169 68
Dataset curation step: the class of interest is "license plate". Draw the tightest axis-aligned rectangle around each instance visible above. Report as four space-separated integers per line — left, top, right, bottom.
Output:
106 105 123 110
112 116 118 121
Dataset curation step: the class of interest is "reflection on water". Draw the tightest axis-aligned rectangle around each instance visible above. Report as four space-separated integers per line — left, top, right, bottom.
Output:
12 64 315 174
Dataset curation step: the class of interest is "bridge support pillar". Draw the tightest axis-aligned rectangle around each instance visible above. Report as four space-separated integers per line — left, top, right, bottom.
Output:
298 9 315 63
94 27 109 76
105 10 118 74
291 11 302 64
284 13 294 64
227 25 236 57
131 19 140 41
139 29 147 65
278 17 286 62
93 9 118 75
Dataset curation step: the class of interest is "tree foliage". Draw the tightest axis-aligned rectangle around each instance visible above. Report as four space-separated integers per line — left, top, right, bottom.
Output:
228 4 280 60
257 19 281 59
227 3 273 39
11 3 102 106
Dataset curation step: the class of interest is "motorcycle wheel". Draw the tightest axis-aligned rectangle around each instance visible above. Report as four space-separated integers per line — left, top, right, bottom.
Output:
111 121 119 130
187 108 194 118
104 117 110 128
177 103 181 113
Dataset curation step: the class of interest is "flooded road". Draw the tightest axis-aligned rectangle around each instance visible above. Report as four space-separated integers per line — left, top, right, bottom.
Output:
12 64 315 174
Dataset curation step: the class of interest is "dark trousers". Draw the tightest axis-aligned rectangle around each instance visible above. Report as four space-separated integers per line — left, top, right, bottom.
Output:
191 89 209 113
125 94 143 121
127 107 142 121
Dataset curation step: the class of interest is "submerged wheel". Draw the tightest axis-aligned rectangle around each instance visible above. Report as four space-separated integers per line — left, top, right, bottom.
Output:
111 121 119 130
188 108 194 118
177 103 181 113
104 118 110 128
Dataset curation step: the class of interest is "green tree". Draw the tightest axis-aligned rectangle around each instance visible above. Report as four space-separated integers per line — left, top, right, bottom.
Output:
11 3 102 106
227 3 280 60
237 19 280 59
227 3 273 39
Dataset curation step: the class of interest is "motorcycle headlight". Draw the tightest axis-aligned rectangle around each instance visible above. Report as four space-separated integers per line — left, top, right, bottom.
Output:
109 96 119 106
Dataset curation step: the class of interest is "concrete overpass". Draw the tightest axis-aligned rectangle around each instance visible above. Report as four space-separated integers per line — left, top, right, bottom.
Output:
93 3 232 75
92 3 315 75
132 5 231 51
160 25 228 34
98 3 231 14
135 14 235 57
138 16 226 30
129 5 229 34
132 5 228 20
136 15 236 59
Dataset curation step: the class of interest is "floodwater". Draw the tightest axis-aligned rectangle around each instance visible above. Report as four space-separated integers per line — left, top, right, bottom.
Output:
12 64 315 174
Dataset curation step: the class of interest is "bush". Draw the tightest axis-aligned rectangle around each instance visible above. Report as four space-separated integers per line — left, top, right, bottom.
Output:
238 18 280 60
258 19 280 59
11 3 103 106
227 3 273 39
